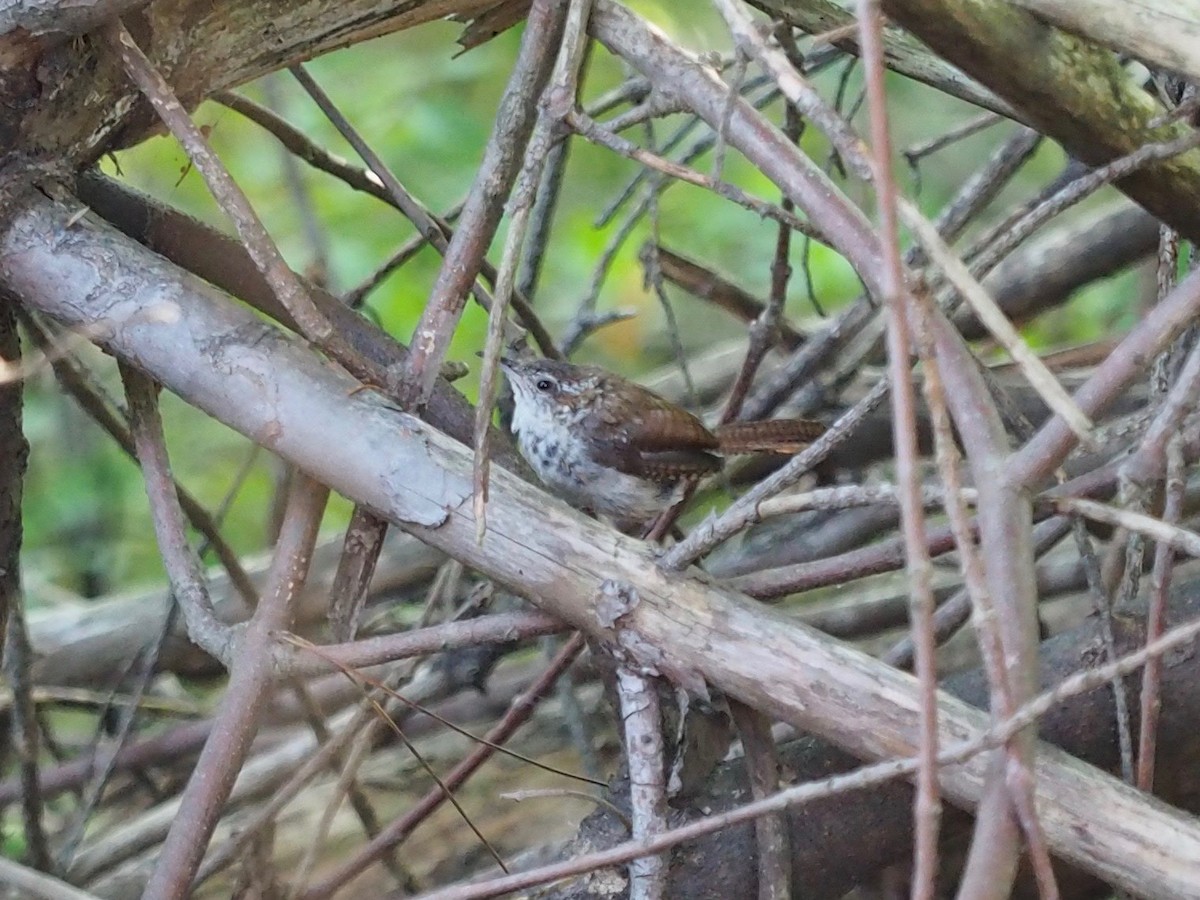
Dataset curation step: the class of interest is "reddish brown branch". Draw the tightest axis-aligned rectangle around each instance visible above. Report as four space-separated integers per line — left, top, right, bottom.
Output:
651 245 805 351
854 2 943 893
327 508 389 642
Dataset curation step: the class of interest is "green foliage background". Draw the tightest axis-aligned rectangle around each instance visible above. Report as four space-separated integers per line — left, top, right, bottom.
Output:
20 10 1142 600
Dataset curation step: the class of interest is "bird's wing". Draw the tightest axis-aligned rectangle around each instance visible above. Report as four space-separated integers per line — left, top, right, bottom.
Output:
583 382 721 479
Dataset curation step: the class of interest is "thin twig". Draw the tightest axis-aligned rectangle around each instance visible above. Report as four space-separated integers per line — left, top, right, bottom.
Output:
328 507 389 641
294 568 460 889
714 0 871 181
262 75 331 286
882 517 1073 669
516 39 589 303
900 199 1093 443
284 633 602 785
501 788 631 831
567 109 829 243
712 49 746 182
722 38 803 426
395 0 567 408
594 74 780 228
855 3 940 895
1052 497 1200 556
329 657 512 876
194 618 534 887
650 244 806 352
105 21 339 350
1008 256 1200 494
120 364 236 664
214 89 397 208
905 111 1003 168
728 700 790 900
1137 436 1185 790
283 676 409 893
571 81 786 326
286 63 558 361
340 200 465 309
4 576 51 872
473 0 593 538
755 482 965 518
55 610 177 871
640 135 696 403
295 609 566 674
296 632 586 900
1068 515 1135 783
962 128 1200 288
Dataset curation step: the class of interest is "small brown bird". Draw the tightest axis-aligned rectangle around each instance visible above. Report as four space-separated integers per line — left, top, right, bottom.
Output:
500 356 825 525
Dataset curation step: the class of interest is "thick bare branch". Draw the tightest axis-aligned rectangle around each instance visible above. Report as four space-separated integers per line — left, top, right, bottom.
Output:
1008 0 1200 82
0 0 496 162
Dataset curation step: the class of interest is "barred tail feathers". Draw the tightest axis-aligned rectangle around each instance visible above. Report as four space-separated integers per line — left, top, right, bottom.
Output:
713 418 825 455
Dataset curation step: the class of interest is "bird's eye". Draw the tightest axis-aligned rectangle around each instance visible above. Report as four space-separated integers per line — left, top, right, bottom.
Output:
535 378 554 392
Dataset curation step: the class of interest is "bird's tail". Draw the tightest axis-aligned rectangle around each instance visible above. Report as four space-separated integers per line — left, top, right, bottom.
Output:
714 419 826 455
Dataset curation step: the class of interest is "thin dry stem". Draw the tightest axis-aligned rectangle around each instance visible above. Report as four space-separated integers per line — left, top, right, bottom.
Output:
105 21 337 351
1137 437 1185 790
899 198 1093 443
399 0 566 408
856 3 940 894
473 0 593 538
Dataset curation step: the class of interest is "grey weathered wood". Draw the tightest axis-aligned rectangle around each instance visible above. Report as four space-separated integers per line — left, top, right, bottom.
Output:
0 0 492 161
1008 0 1200 83
25 534 443 686
0 0 149 37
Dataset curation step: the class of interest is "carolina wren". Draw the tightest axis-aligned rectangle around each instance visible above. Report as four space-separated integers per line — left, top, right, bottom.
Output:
500 356 825 525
